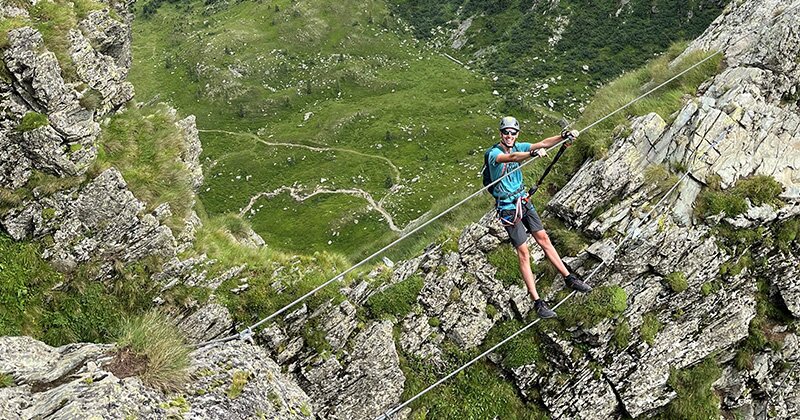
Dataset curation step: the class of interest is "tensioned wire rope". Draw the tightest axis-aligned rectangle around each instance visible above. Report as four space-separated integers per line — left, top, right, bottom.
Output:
195 0 800 348
194 45 727 349
376 122 731 420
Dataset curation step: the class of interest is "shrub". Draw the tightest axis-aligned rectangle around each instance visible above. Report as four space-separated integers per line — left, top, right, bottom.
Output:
16 112 49 132
116 310 190 391
366 275 424 320
660 359 722 419
664 271 688 293
641 311 662 345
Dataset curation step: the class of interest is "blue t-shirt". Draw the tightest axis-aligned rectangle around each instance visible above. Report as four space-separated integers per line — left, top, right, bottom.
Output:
488 142 531 210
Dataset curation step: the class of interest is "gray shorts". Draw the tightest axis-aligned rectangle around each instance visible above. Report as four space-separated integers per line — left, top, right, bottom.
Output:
499 201 544 248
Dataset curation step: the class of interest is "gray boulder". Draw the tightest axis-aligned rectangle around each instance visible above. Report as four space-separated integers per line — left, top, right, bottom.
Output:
0 336 314 419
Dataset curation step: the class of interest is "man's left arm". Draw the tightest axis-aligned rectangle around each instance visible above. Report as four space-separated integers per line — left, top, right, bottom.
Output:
530 134 563 152
530 130 580 154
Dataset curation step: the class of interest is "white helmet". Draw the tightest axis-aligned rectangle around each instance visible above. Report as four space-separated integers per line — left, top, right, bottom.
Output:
499 116 520 132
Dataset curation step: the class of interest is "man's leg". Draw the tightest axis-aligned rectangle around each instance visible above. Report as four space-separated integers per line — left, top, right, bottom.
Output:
531 229 569 277
515 243 540 301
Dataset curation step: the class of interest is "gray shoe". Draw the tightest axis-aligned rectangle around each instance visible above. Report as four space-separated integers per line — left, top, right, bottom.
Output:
534 300 556 319
565 273 592 293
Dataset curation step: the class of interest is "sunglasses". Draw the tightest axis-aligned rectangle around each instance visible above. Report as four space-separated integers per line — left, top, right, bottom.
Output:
500 129 519 135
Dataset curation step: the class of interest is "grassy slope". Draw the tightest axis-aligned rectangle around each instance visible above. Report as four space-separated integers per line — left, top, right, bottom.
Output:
391 0 729 117
129 0 567 259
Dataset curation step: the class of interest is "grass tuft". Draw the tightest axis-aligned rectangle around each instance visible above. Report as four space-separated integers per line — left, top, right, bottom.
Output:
95 103 195 234
0 373 14 388
366 274 424 320
695 175 784 219
16 112 49 132
664 271 688 293
613 319 631 349
559 285 628 328
116 310 190 391
661 358 722 419
640 311 662 345
227 370 250 399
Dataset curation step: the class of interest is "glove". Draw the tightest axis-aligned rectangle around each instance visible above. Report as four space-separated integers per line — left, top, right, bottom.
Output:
561 129 580 140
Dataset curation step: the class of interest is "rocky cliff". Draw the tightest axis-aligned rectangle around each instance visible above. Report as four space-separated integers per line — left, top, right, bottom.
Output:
254 0 799 418
1 0 799 419
0 1 313 418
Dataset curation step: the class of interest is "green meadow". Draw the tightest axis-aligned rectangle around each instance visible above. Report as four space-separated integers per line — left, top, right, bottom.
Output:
129 0 567 258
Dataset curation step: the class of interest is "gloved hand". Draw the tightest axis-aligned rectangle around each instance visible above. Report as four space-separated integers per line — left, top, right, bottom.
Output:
561 129 580 140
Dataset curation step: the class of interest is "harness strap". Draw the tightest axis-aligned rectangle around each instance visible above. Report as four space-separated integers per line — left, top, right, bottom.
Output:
497 194 527 226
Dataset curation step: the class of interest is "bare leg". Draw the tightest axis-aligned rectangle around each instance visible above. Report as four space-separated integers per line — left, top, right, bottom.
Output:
532 230 569 277
516 243 540 301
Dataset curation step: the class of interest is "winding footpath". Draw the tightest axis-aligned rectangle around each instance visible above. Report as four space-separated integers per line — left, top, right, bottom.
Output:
239 186 402 232
198 129 402 183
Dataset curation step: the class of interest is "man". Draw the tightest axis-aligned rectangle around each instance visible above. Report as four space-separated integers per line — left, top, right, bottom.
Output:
486 116 592 318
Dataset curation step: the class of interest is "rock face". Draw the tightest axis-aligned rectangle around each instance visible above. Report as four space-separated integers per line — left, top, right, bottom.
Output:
298 321 404 419
1 168 176 275
0 336 314 419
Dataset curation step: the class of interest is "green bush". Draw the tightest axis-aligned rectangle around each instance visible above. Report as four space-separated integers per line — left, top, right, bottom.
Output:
664 271 688 293
660 359 722 419
366 274 424 320
16 112 49 132
116 310 190 391
641 312 662 345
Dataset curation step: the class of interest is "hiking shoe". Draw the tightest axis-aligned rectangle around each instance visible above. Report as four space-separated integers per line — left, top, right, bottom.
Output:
565 273 592 293
534 300 557 319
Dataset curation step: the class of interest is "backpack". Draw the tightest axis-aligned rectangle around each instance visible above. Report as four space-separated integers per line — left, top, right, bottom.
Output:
481 145 500 196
